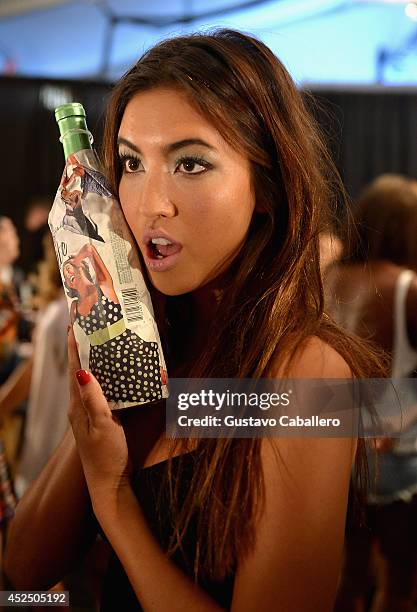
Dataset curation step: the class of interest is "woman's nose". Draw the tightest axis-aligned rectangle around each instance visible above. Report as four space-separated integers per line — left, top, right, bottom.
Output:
139 173 177 219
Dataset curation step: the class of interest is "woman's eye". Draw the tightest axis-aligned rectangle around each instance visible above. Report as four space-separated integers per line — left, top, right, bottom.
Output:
177 157 209 175
119 154 142 173
125 157 141 172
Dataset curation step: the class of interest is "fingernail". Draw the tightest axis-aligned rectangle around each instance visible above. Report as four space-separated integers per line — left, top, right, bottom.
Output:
67 325 71 334
76 369 91 386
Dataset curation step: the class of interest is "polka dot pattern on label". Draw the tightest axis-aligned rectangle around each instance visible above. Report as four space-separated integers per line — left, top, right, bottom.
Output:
75 291 162 404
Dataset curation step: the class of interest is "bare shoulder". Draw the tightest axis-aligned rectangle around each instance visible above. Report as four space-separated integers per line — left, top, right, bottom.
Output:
272 335 352 380
233 434 354 611
263 336 356 476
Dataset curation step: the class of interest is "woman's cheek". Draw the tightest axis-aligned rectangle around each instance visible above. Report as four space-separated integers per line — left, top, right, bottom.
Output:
118 184 128 216
119 196 138 238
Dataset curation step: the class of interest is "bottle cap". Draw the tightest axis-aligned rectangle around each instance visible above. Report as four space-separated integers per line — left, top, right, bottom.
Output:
55 103 86 123
54 102 91 158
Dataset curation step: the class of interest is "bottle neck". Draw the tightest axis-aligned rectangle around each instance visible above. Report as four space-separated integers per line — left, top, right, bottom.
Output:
62 131 91 159
58 115 92 159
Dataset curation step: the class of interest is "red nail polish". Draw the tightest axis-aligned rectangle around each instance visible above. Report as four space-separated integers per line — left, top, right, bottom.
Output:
76 369 91 386
67 325 71 334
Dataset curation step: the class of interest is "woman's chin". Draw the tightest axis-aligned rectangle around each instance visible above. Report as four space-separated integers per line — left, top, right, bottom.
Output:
148 273 201 297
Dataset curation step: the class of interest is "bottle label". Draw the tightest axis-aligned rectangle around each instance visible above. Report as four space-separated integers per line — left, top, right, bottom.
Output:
48 149 168 410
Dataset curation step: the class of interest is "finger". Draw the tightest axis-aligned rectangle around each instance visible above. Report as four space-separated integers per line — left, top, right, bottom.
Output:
68 324 81 371
67 325 88 430
68 325 82 401
75 368 113 427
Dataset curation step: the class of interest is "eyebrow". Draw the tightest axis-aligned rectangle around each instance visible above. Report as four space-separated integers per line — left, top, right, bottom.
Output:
117 137 216 155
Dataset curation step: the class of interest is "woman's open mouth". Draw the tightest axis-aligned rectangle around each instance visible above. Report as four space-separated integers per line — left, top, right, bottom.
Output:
144 238 183 271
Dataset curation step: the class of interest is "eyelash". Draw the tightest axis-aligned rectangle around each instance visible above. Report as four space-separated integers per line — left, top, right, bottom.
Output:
176 154 211 175
117 153 211 175
118 153 141 174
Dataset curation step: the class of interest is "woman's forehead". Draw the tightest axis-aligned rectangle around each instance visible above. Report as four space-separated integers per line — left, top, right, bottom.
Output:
119 88 220 146
118 87 246 165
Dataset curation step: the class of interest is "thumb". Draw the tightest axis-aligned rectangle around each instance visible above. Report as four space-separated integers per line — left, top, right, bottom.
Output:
75 369 113 426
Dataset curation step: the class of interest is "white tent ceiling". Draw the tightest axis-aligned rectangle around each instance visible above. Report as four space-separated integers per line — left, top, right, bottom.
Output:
0 0 415 83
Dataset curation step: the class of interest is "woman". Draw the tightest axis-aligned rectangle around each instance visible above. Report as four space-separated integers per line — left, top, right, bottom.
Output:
63 242 162 405
0 217 21 568
327 174 417 612
4 29 383 611
0 217 21 384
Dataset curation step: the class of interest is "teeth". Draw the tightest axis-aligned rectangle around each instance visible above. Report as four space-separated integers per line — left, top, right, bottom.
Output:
151 237 172 246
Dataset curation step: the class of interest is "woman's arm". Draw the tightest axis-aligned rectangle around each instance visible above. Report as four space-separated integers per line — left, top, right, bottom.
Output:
231 337 355 612
231 435 353 611
4 428 97 590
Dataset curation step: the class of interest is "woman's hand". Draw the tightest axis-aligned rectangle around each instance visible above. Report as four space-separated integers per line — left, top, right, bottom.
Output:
68 327 133 516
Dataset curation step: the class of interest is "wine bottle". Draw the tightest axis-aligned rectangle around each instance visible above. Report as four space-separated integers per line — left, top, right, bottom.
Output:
49 102 168 410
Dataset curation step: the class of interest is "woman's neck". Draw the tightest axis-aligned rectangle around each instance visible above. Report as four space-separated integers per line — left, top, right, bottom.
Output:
191 286 221 333
152 274 227 372
189 274 227 350
78 283 98 302
169 291 219 377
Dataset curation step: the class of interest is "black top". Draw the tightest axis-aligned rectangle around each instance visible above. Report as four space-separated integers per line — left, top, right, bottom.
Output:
99 451 235 611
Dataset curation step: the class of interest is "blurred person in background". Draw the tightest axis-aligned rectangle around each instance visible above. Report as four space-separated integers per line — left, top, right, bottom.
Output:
327 174 417 612
0 437 15 586
0 230 72 500
320 229 343 276
0 233 105 608
0 216 33 471
0 216 23 384
12 233 69 498
18 196 50 278
0 217 20 575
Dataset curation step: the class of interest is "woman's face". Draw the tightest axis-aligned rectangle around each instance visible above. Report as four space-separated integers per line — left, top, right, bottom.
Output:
117 87 256 296
63 261 89 292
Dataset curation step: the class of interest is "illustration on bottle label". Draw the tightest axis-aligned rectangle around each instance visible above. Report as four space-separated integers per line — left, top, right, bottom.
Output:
60 152 110 242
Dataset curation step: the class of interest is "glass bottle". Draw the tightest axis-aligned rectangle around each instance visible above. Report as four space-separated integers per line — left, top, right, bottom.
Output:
49 102 168 410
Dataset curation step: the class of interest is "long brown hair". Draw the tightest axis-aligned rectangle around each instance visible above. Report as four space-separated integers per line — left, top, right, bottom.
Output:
102 29 385 580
